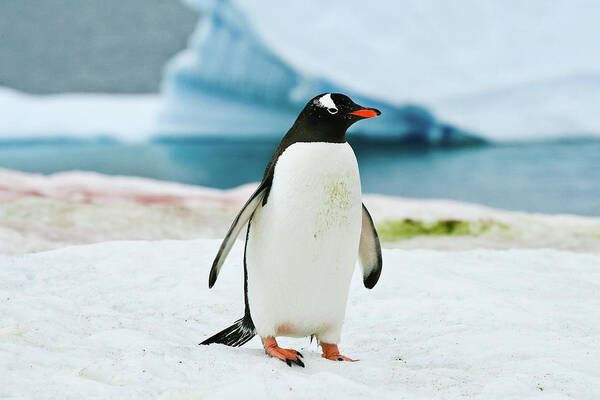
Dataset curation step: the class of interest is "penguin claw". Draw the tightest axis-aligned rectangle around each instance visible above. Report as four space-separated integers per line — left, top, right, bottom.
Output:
286 357 305 368
322 353 358 362
320 342 358 362
262 337 305 367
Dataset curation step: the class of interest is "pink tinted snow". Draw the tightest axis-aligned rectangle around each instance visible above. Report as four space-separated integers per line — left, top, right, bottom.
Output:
0 168 256 205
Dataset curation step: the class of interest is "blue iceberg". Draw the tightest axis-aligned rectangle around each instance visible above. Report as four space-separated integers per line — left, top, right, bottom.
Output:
159 0 600 144
158 0 479 144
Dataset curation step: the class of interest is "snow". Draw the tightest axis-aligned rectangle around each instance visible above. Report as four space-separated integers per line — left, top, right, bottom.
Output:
0 168 251 255
0 87 161 142
1 168 599 255
1 239 599 399
0 168 230 204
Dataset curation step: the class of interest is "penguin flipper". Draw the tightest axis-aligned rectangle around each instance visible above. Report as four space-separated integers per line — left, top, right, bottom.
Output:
358 203 383 289
208 181 269 288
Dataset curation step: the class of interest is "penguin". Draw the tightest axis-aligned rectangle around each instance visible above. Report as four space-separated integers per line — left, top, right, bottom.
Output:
201 93 383 368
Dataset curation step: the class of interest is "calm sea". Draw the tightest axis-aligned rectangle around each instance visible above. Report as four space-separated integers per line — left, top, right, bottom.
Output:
0 138 598 216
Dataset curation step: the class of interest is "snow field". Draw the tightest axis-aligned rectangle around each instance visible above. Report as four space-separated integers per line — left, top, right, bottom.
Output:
1 239 599 399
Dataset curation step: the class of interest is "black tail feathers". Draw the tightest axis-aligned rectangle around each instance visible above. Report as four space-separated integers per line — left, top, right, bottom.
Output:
200 317 256 347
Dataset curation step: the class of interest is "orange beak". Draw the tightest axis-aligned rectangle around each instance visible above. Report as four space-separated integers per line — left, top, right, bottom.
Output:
349 109 380 118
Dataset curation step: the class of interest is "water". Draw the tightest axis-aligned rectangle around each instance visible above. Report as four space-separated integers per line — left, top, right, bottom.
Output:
0 138 598 216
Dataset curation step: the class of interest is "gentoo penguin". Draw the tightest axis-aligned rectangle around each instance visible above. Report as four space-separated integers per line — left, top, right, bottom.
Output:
201 93 383 367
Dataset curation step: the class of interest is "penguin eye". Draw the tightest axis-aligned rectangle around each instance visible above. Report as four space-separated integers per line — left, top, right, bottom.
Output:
327 108 338 115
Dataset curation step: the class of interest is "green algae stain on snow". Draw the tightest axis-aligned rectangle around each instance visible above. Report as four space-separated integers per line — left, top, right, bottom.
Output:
376 218 509 241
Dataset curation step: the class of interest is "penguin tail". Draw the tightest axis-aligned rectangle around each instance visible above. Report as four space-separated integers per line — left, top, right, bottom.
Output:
200 317 256 347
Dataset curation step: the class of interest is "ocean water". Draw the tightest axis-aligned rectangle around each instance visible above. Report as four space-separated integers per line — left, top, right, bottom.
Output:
0 138 598 216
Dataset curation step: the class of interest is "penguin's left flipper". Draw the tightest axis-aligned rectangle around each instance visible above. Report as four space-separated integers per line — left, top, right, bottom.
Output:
358 203 383 289
208 180 270 288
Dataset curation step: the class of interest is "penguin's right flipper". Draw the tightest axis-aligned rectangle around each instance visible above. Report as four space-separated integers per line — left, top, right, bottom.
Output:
208 181 270 288
358 203 383 289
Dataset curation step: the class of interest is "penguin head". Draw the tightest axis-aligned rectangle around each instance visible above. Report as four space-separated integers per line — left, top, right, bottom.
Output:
292 93 381 142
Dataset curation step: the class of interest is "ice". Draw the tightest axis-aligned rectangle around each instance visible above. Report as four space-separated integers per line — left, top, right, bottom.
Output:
0 86 474 145
160 0 600 142
0 87 161 142
3 1 597 143
0 239 599 398
159 0 479 144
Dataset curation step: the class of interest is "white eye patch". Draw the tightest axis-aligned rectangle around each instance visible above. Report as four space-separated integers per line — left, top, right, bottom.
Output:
316 93 338 114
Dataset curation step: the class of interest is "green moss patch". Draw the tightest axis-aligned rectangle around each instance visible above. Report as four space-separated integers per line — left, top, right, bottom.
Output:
376 218 508 241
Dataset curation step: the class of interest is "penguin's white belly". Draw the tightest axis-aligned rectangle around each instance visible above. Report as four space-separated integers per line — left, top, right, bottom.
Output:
246 142 362 343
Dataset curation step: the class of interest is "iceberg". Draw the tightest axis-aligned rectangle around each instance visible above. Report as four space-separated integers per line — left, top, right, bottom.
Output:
1 0 598 144
159 0 479 144
0 87 162 142
160 0 600 143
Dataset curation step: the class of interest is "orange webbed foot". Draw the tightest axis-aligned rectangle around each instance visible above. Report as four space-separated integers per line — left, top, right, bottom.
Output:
262 337 305 367
320 342 358 362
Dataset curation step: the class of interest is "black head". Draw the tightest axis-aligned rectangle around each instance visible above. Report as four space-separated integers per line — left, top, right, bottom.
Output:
289 93 381 143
